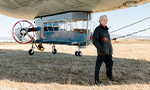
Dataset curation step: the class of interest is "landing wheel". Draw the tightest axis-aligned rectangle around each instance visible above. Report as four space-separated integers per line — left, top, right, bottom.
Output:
75 51 78 56
29 49 34 55
78 51 82 57
52 49 57 54
75 51 82 56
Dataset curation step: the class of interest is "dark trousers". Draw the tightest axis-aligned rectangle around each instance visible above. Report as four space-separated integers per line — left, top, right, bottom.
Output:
94 54 113 81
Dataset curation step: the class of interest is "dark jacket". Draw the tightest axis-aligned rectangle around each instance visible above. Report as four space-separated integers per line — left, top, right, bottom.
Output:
92 24 113 55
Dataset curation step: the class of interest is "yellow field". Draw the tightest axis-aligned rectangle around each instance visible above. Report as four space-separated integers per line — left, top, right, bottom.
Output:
0 39 150 90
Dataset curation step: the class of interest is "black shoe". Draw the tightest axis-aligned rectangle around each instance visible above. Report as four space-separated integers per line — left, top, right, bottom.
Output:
108 77 119 83
95 80 102 85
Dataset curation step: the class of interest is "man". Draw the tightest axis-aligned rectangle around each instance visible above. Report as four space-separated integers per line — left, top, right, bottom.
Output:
92 15 118 85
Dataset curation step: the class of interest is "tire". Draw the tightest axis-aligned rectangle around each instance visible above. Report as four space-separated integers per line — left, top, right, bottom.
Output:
78 51 82 57
52 49 57 54
29 49 34 55
75 51 78 56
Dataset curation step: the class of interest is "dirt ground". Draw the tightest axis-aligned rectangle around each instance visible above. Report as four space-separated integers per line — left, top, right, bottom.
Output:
0 39 150 90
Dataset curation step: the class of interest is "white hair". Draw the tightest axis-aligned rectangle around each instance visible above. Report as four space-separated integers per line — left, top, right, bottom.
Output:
99 14 108 21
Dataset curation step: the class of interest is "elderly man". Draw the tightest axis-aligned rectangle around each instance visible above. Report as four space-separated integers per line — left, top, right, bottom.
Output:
92 15 118 85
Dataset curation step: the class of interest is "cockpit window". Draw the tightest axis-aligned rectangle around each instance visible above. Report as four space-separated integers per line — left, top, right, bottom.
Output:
43 20 66 31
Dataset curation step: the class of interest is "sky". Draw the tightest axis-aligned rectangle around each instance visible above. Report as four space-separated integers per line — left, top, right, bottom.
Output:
0 2 150 38
92 2 150 37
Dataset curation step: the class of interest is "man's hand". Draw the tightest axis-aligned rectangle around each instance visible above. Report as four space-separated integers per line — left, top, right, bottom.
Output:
103 50 109 55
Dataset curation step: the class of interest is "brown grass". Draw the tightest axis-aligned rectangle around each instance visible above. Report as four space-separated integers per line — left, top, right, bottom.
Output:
0 39 150 90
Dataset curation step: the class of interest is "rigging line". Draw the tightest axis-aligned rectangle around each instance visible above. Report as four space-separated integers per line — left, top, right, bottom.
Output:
109 10 123 22
112 27 150 40
110 7 135 25
110 16 150 34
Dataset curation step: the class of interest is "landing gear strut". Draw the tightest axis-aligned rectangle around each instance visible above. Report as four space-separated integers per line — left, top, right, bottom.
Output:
75 47 82 57
29 44 35 55
52 45 57 54
28 43 45 55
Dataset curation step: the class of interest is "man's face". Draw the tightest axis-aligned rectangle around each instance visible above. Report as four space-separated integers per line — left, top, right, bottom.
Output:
100 16 108 26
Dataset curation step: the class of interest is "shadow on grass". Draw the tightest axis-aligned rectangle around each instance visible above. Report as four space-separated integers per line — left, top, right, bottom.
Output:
0 49 150 86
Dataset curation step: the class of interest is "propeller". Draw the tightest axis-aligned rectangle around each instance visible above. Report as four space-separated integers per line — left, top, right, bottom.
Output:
12 20 36 44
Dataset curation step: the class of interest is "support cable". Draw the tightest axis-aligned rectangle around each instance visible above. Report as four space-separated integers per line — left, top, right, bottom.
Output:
112 27 150 40
110 16 150 34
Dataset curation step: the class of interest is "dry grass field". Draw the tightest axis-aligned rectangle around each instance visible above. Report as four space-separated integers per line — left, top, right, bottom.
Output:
0 39 150 90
